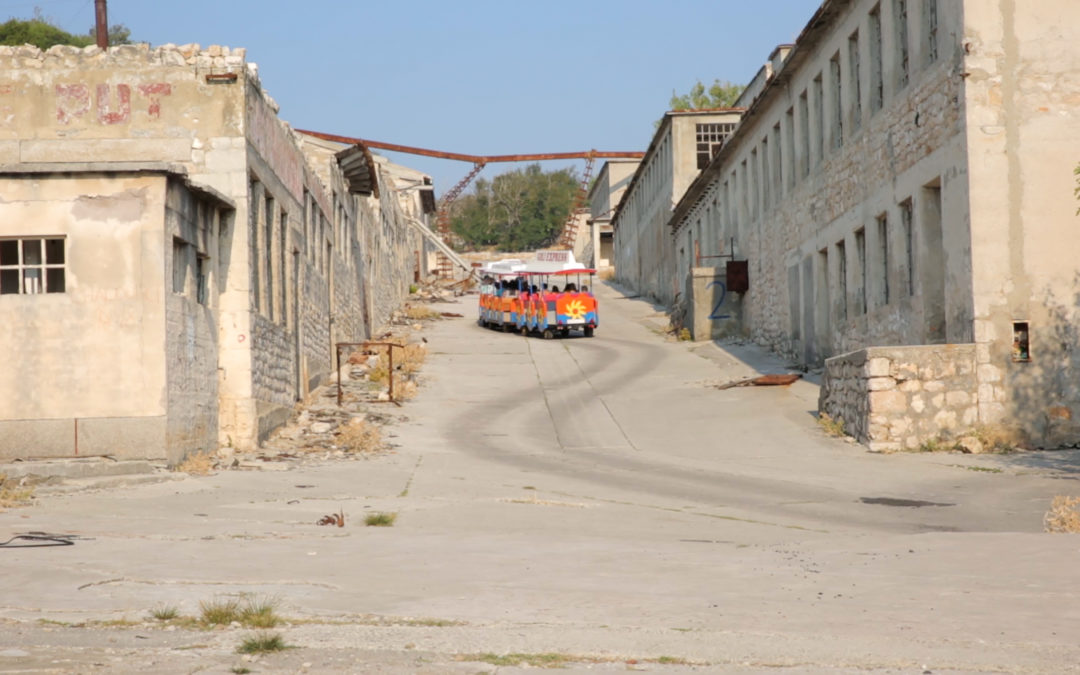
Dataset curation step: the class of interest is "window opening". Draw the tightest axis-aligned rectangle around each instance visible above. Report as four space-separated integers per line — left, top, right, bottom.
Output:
848 31 862 131
830 53 843 150
1012 321 1031 362
837 240 848 322
695 123 736 170
798 91 810 178
173 237 189 294
923 0 938 65
855 228 867 315
877 214 890 305
0 237 66 295
869 5 884 113
900 199 914 295
812 74 824 166
895 0 910 89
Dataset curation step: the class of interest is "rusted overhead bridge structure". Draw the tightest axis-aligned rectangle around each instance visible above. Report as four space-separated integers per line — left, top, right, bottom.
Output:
296 129 644 274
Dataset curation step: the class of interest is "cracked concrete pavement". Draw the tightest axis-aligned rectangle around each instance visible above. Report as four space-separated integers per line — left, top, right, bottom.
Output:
1 281 1079 673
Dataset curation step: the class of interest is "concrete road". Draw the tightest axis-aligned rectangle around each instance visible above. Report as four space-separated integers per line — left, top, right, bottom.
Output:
2 282 1079 674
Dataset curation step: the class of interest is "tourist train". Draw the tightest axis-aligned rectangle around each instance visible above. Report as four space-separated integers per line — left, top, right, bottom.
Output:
477 251 598 338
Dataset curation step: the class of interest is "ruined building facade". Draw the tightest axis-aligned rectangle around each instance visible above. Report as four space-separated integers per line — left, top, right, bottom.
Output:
619 0 1080 449
0 44 432 464
611 110 743 307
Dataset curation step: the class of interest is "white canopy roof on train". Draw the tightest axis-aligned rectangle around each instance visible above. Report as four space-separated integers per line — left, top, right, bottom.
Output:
480 251 593 277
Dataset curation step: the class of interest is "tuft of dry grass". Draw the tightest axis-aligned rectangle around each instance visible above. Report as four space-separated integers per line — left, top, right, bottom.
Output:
598 268 615 281
175 451 215 475
200 597 242 626
969 423 1025 453
237 631 289 654
367 342 426 400
1045 495 1080 533
0 473 34 510
199 595 282 628
336 417 382 454
404 305 439 321
817 413 846 438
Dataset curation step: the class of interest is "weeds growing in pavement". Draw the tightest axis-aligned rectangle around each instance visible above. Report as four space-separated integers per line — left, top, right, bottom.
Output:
0 474 33 510
364 512 397 527
236 632 289 654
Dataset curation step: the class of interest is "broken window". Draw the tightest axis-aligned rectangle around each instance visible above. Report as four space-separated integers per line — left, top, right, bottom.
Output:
798 91 810 178
869 5 884 113
848 31 863 131
695 123 737 170
900 199 914 296
923 0 938 65
812 74 824 166
836 240 848 322
830 52 843 150
0 237 66 295
877 213 890 306
196 253 209 304
855 228 867 315
173 237 190 294
894 0 910 89
784 108 796 190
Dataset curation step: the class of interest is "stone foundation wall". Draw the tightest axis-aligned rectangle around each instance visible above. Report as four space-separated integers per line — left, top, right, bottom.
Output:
819 344 979 452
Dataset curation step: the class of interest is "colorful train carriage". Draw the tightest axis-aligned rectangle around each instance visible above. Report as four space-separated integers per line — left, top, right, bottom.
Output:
478 251 598 338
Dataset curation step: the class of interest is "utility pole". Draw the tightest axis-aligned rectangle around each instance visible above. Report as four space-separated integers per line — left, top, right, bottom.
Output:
94 0 108 49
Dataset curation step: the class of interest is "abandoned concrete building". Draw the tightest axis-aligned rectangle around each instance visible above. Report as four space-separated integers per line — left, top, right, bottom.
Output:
611 109 743 306
586 158 639 270
0 43 435 464
612 0 1080 450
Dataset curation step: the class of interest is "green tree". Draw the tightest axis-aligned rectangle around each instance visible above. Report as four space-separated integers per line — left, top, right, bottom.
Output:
0 8 133 49
451 164 579 251
89 23 133 46
0 16 92 49
670 79 745 110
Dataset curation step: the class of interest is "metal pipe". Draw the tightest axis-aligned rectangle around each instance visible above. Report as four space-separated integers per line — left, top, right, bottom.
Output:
94 0 108 50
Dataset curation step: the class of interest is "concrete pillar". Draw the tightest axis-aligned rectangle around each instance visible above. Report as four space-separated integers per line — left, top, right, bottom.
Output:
687 266 742 341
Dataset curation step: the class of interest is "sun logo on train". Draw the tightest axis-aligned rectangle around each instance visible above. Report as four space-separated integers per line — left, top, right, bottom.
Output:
565 299 588 320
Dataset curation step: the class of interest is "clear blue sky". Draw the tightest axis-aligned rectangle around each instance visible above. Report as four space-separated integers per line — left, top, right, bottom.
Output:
15 0 818 196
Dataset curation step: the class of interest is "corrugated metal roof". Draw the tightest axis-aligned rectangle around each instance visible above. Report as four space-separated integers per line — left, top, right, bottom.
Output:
334 143 380 198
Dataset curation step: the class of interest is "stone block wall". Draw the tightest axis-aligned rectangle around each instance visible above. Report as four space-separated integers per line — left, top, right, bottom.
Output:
819 344 979 452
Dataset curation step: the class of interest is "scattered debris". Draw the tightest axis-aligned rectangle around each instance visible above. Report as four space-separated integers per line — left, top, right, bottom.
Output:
0 532 79 548
713 373 803 390
317 510 346 527
439 312 464 318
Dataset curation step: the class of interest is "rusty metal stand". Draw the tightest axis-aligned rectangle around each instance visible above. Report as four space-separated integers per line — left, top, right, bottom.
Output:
336 341 405 407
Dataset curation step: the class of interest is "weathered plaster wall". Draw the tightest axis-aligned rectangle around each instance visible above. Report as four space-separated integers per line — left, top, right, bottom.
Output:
0 173 168 460
961 0 1080 447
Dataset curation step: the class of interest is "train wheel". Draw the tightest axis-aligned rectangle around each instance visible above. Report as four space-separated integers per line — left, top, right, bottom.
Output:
542 329 555 340
584 326 594 337
520 326 529 336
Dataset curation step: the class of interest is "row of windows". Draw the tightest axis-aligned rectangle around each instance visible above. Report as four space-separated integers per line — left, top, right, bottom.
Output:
172 198 225 307
827 184 939 325
691 0 941 247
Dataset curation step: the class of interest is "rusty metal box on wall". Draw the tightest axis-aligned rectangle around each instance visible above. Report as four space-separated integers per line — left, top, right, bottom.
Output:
726 260 749 293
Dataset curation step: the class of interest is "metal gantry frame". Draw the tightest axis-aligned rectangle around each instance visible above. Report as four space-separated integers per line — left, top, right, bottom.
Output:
295 129 644 274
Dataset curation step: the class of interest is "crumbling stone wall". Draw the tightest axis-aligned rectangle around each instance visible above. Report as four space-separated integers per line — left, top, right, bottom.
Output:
819 344 978 452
